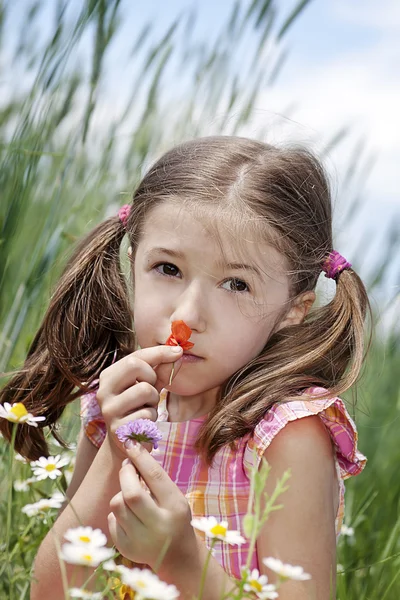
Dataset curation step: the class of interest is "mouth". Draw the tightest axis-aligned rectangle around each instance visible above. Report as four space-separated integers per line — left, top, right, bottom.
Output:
159 344 203 361
181 353 203 363
181 349 204 363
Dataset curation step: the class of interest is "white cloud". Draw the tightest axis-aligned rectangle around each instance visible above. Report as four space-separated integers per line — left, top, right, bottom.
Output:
250 34 400 206
333 0 400 32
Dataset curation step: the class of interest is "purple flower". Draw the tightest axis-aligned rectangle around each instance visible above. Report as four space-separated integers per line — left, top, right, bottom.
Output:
115 419 163 449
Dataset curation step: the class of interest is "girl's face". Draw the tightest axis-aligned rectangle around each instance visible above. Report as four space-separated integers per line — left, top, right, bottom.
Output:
133 202 291 397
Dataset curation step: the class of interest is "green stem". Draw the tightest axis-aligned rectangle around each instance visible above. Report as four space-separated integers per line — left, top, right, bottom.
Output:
5 424 18 597
0 520 35 576
55 478 83 526
245 494 260 572
153 537 172 573
168 363 175 385
197 539 217 600
51 528 70 600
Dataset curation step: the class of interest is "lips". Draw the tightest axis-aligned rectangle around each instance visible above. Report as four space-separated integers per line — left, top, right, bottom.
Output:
181 353 203 363
183 351 202 359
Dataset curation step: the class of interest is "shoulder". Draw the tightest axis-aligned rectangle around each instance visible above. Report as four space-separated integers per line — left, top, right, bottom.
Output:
244 387 367 481
263 414 334 467
260 415 338 517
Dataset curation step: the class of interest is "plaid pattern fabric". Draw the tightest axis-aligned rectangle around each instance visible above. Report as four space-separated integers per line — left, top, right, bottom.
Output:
81 386 366 579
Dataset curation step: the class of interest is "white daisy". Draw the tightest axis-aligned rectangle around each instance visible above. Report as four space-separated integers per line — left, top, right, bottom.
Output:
31 454 70 480
64 526 108 548
60 452 72 466
69 589 102 599
15 453 28 463
256 587 279 600
60 543 114 567
191 516 246 546
21 497 64 517
51 491 66 502
120 568 179 600
242 567 278 598
262 557 311 581
101 559 118 572
0 402 45 427
340 524 355 537
14 477 36 492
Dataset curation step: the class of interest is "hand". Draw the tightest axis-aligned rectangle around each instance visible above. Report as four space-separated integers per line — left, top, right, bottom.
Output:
96 345 183 458
108 441 198 570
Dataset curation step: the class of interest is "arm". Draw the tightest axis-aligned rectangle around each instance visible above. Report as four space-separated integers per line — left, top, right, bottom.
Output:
257 416 338 600
58 427 98 514
30 433 122 600
31 345 184 599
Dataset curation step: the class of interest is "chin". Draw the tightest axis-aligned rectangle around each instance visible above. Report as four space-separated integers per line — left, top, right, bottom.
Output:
166 372 223 398
166 381 201 396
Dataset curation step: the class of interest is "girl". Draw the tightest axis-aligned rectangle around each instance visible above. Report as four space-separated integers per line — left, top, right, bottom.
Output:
1 136 368 600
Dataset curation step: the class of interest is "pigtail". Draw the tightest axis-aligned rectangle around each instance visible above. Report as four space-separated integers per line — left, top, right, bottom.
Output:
197 267 372 464
303 267 371 387
0 216 134 460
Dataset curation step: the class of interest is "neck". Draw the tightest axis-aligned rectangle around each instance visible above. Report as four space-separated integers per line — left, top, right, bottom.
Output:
166 389 218 422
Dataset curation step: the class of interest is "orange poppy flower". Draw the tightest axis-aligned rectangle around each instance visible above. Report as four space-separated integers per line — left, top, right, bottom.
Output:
165 320 194 385
165 320 194 350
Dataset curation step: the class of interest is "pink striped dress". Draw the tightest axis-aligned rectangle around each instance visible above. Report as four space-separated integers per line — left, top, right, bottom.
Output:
81 386 366 579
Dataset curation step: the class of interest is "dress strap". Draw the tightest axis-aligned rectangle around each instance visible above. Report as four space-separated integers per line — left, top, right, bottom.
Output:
244 388 366 480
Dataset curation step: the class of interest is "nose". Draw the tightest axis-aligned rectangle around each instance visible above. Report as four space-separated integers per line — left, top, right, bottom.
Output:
170 281 206 334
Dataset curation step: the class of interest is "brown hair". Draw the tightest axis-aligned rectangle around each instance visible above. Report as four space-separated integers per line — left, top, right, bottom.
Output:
0 136 371 462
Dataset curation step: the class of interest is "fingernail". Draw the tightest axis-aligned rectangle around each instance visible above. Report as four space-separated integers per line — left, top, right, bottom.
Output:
171 346 182 352
122 458 130 466
125 439 138 449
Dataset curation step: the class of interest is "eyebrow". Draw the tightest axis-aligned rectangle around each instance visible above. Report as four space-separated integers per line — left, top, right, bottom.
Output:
145 247 262 278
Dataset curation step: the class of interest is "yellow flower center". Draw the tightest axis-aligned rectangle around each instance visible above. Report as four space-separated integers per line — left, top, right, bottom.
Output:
250 580 263 592
119 585 136 599
79 535 91 543
10 403 28 420
82 554 93 562
109 576 121 590
136 581 146 588
45 464 56 472
210 523 227 537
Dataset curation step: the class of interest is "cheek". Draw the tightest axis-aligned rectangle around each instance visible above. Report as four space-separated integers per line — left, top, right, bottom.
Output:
214 318 275 371
133 287 162 347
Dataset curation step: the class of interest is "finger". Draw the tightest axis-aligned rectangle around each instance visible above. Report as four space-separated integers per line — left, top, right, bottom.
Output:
107 511 128 549
118 461 159 523
98 345 183 397
105 381 160 423
124 441 179 507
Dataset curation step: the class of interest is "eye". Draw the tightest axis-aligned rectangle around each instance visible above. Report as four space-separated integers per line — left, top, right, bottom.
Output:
153 262 181 278
221 278 250 293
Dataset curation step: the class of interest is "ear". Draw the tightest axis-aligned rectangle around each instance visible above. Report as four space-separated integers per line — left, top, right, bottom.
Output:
276 291 316 331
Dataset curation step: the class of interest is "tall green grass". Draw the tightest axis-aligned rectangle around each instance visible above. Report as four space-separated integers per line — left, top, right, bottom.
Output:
1 0 399 598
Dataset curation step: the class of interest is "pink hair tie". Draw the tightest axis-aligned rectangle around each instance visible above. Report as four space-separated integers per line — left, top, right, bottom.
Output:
322 251 352 280
118 204 131 227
